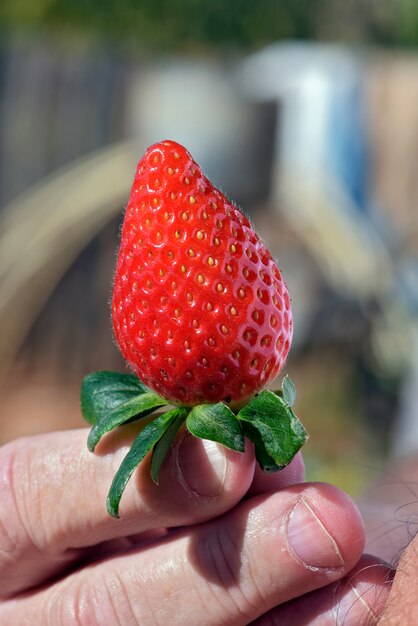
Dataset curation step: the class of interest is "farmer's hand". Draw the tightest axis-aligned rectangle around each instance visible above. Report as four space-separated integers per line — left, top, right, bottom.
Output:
0 429 390 625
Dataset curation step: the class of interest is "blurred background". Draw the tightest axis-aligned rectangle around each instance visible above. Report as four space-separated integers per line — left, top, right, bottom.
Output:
1 1 418 523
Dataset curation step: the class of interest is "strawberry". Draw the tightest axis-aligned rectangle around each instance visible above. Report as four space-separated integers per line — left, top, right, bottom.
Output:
81 140 306 518
111 140 292 407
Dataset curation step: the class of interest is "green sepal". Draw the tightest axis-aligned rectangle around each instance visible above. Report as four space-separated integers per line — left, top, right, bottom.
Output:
240 421 282 472
187 403 245 453
150 410 189 484
107 408 189 518
81 371 151 425
237 389 308 470
87 391 168 452
82 368 308 518
280 375 297 407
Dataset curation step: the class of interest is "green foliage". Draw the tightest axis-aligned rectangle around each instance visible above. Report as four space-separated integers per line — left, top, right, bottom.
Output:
0 0 318 51
3 0 418 51
107 407 189 517
187 402 245 453
87 390 168 452
81 371 168 452
150 411 188 483
280 374 297 407
81 371 150 425
82 371 307 518
237 389 308 470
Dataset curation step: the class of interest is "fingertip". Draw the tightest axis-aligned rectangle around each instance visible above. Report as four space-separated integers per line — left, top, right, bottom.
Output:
222 439 256 496
333 554 392 625
171 432 255 499
249 451 305 496
252 554 392 626
136 432 256 524
301 482 366 568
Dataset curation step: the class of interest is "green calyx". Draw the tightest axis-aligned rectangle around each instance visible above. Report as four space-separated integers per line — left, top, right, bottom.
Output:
80 371 308 518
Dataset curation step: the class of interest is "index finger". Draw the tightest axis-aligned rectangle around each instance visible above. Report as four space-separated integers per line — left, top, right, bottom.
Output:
0 427 255 597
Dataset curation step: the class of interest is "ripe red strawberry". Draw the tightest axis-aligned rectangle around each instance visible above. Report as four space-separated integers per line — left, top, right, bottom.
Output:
82 140 306 517
111 140 293 407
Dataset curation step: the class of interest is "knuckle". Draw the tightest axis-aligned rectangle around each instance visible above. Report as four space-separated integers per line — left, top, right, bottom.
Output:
0 439 37 565
102 569 141 626
46 578 93 626
46 573 125 626
196 524 262 622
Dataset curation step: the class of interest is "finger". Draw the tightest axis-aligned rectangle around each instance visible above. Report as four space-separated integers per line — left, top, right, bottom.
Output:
60 450 305 576
74 450 305 569
1 483 366 625
59 446 305 572
248 451 305 496
0 428 255 597
251 554 392 625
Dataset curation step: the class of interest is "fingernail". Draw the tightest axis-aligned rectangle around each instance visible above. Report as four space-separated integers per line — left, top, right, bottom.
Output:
287 496 344 569
176 434 226 497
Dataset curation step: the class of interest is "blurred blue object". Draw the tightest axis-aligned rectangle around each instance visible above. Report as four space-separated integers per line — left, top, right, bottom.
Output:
328 75 368 212
240 42 369 211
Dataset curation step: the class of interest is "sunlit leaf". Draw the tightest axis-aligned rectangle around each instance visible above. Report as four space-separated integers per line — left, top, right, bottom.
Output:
107 408 188 518
238 389 307 470
150 410 188 483
281 375 297 407
81 371 150 425
87 391 168 452
187 403 245 452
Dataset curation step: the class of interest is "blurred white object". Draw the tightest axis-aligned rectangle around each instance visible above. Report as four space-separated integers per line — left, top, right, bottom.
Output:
240 42 393 299
126 58 275 206
128 60 244 164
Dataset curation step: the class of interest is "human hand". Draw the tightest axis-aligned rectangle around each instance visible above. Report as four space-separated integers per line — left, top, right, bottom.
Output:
0 428 390 625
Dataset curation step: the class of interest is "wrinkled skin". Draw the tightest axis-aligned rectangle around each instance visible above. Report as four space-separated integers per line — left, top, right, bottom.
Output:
0 426 393 625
